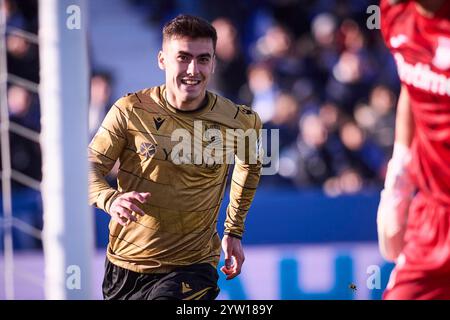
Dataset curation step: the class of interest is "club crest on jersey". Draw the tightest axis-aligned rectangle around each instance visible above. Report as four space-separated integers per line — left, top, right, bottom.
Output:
139 142 156 158
433 37 450 70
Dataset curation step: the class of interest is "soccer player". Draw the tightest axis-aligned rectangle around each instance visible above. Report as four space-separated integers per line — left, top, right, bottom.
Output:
377 0 450 299
88 15 262 300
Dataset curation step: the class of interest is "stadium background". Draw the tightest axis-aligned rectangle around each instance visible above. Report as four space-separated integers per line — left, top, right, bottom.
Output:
0 0 398 299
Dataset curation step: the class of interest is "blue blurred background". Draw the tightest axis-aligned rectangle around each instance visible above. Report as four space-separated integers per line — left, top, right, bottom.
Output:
1 0 399 299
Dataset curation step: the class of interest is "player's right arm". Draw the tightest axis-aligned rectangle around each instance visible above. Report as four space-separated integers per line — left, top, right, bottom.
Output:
377 85 415 261
394 85 414 148
88 97 149 226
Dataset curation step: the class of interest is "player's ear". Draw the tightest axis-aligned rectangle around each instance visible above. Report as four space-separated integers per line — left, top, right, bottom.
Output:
211 55 216 74
158 50 165 70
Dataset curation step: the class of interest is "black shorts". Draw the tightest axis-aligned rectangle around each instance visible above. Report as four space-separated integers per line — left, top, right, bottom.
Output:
102 258 220 300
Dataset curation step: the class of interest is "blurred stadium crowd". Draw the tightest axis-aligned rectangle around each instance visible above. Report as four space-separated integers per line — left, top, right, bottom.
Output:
1 0 400 249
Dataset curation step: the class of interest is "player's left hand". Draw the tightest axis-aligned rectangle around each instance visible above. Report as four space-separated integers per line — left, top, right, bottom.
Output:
220 235 245 280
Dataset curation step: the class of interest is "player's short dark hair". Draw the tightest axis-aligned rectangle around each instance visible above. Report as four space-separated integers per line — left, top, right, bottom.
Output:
162 14 217 51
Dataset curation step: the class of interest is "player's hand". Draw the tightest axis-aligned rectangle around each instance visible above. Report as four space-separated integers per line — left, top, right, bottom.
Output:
220 234 245 280
109 191 150 226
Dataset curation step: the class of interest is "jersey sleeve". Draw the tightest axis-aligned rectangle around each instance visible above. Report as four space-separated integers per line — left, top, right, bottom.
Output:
88 97 130 213
224 110 263 239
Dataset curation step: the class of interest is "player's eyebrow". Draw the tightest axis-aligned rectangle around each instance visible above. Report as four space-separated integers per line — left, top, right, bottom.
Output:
178 51 212 59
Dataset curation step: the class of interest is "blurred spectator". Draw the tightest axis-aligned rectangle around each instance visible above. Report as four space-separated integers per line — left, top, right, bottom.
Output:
0 86 42 249
5 0 39 83
339 120 385 185
319 102 342 136
354 85 396 157
326 50 371 113
279 113 334 187
244 62 278 123
264 92 300 152
3 0 26 30
6 35 39 84
311 13 340 73
89 71 113 139
88 71 119 186
7 86 41 181
252 24 306 90
254 24 292 61
318 102 349 173
209 18 247 103
339 19 365 53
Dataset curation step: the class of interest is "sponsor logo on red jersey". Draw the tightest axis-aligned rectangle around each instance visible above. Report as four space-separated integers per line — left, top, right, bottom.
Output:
394 53 450 97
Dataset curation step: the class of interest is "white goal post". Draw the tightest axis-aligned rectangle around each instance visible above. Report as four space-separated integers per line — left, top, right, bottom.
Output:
39 0 93 299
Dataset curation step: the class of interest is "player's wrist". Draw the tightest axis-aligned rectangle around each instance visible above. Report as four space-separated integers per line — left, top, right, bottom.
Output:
106 191 124 214
223 232 242 240
384 143 414 193
392 143 411 163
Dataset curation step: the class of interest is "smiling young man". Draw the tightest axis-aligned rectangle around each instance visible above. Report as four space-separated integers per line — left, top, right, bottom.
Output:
88 15 262 300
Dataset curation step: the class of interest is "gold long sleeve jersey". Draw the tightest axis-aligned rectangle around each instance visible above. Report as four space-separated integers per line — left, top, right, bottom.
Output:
89 85 262 273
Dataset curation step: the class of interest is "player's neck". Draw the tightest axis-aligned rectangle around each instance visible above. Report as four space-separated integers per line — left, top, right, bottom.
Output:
415 0 446 17
165 91 207 112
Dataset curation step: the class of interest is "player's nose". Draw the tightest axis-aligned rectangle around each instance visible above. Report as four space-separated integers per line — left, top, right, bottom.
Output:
186 59 199 75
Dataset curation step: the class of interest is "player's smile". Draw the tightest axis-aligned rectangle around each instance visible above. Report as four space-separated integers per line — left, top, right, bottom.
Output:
180 76 203 89
180 77 202 85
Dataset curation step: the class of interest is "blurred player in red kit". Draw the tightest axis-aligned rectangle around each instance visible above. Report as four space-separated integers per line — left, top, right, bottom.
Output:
377 0 450 299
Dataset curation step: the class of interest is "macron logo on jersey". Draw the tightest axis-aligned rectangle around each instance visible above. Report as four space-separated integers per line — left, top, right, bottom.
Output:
394 53 450 97
390 34 408 49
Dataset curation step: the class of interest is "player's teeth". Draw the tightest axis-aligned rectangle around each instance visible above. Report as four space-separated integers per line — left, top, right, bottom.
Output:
183 80 200 85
